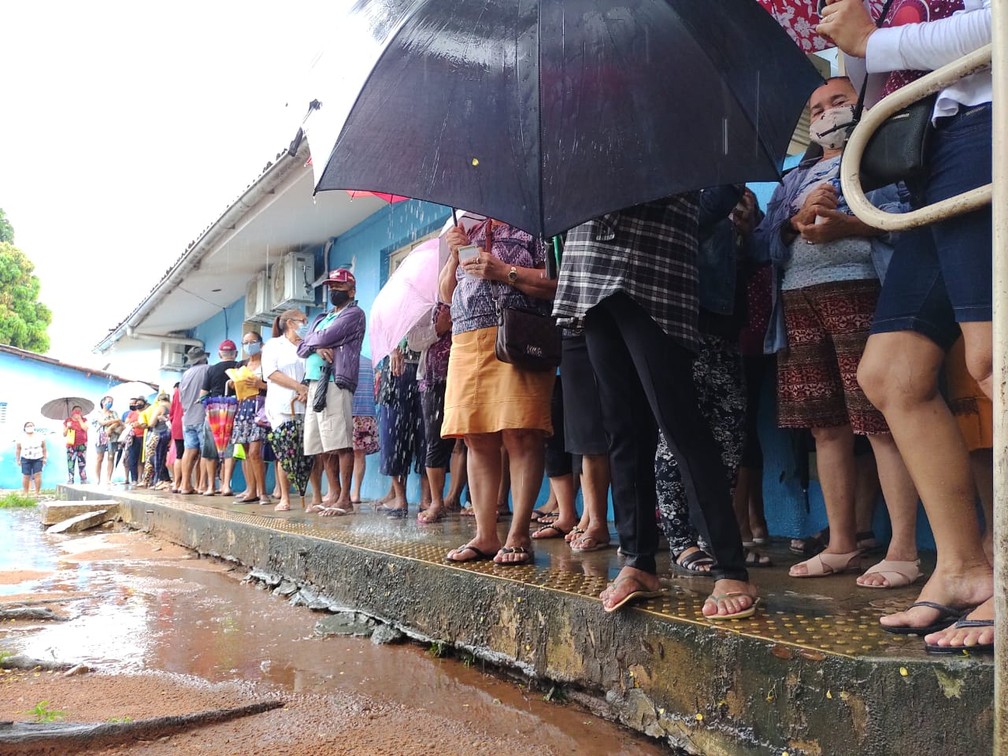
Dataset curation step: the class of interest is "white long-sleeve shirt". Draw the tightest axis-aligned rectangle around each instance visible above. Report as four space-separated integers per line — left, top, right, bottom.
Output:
847 0 991 118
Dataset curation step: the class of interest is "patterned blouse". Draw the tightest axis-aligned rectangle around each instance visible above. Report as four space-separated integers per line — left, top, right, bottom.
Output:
451 221 549 336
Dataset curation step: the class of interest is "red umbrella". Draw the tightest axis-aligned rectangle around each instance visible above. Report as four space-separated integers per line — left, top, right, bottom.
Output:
756 0 884 53
345 190 410 203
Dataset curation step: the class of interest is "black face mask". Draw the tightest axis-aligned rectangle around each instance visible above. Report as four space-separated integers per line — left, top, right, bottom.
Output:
330 290 351 307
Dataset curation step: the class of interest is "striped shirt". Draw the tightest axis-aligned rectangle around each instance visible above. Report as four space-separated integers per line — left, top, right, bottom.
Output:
552 194 701 352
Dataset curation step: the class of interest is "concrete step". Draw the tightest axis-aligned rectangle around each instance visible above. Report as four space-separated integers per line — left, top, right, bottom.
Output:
47 509 116 534
41 500 120 526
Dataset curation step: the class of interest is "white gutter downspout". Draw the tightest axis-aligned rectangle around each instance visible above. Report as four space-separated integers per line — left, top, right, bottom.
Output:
992 0 1006 748
124 328 203 348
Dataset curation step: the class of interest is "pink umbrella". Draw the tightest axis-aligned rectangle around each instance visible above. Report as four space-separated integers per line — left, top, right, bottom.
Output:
345 189 410 203
756 0 884 53
368 237 442 363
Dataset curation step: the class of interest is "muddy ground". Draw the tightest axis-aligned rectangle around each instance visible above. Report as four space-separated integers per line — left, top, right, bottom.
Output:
1 509 665 754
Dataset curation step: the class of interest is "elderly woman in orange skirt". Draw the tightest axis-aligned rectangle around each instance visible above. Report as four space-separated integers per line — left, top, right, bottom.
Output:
439 219 557 565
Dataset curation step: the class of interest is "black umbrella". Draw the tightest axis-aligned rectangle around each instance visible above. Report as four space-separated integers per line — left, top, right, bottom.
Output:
306 0 822 238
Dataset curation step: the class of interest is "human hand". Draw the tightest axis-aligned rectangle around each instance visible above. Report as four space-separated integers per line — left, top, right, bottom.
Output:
295 387 309 404
731 190 758 238
817 0 876 58
795 209 852 244
317 347 334 363
794 183 838 228
445 226 469 260
461 251 506 282
390 347 404 377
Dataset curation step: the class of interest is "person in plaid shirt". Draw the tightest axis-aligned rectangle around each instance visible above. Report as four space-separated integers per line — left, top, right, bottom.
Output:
554 195 758 619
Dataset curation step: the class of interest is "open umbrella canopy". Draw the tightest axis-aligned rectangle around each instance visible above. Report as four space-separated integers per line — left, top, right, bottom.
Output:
755 0 885 53
306 0 822 238
369 237 441 363
41 396 94 421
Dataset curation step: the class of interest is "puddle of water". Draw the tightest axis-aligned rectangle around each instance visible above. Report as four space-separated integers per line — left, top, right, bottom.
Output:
0 508 662 754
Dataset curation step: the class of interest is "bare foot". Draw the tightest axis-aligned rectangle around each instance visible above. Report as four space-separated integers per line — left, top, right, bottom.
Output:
924 597 995 650
701 579 759 619
418 504 444 524
600 567 662 611
274 501 291 512
531 519 576 539
856 544 920 588
879 566 993 632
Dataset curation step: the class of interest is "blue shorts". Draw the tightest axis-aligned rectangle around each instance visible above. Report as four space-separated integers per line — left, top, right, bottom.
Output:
183 424 202 451
21 458 43 476
872 103 992 349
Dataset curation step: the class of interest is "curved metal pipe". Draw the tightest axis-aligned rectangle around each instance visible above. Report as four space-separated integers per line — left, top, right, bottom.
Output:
840 44 992 231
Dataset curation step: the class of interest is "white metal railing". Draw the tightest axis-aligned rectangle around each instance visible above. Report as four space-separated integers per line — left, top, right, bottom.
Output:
840 43 992 231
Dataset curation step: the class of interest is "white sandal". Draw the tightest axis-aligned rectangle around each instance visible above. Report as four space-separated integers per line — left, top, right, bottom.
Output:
856 558 922 589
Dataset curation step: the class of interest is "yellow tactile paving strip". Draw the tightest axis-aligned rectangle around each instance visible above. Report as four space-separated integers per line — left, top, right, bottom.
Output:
89 489 911 660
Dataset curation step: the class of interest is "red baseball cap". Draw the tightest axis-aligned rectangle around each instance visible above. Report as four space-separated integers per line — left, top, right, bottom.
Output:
327 268 356 286
219 339 237 352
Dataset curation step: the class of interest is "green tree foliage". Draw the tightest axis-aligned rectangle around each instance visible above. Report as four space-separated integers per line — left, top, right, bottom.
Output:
0 209 13 244
0 241 51 352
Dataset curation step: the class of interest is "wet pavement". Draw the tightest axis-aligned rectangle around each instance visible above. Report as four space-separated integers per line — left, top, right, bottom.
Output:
0 506 664 754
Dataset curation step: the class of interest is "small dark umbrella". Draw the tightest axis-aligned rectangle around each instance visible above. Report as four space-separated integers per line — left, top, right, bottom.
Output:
306 0 822 238
267 403 314 506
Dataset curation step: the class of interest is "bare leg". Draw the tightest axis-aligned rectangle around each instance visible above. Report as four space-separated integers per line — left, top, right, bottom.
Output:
180 449 198 494
308 456 324 508
95 452 105 484
446 433 503 560
351 450 366 503
335 450 353 509
854 452 880 535
274 464 292 510
858 332 992 629
971 449 994 565
496 429 545 562
444 441 467 510
32 473 42 494
221 457 236 496
21 474 29 495
790 425 858 577
419 474 432 510
857 434 921 587
571 453 611 549
202 458 218 495
535 474 577 538
496 447 511 515
419 466 447 523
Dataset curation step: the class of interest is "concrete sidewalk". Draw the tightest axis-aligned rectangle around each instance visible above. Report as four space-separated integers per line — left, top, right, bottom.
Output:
60 484 992 755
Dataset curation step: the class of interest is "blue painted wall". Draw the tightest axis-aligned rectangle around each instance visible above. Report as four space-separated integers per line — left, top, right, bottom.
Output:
178 198 941 552
0 350 149 490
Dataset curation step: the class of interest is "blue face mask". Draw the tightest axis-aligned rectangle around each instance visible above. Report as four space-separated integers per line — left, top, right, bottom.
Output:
102 400 113 409
244 342 262 356
296 324 309 339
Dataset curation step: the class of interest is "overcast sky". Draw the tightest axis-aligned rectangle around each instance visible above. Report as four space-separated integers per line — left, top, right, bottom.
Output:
0 2 341 368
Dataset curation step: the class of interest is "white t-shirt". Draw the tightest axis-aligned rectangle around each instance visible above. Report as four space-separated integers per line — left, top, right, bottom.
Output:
19 433 45 460
261 335 305 429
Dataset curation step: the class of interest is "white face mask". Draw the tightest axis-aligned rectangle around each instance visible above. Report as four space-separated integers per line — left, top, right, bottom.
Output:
809 104 856 150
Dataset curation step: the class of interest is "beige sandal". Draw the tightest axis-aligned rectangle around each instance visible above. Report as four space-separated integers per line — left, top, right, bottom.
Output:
856 558 922 589
789 550 862 578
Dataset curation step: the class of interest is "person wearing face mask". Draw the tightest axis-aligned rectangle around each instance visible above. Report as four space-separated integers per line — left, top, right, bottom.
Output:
230 331 270 504
15 421 47 494
63 405 89 484
94 395 123 485
297 269 367 515
752 76 920 585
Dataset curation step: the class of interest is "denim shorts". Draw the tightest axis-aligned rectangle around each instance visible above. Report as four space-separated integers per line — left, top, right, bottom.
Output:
872 103 992 349
21 458 43 476
183 424 202 451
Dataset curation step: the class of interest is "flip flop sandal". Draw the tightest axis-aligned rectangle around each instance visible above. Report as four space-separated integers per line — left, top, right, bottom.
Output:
602 577 666 613
924 618 995 655
570 535 612 553
789 528 829 556
273 502 291 512
530 508 557 522
320 507 351 517
385 507 409 519
565 526 586 543
856 558 922 589
532 523 570 539
881 601 971 636
789 550 862 578
446 544 494 563
704 592 761 621
743 548 772 568
673 548 716 575
305 504 328 514
459 507 477 517
493 545 533 566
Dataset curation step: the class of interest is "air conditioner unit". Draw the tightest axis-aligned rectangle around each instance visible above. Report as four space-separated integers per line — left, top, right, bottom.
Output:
243 271 272 323
269 251 317 311
160 342 188 372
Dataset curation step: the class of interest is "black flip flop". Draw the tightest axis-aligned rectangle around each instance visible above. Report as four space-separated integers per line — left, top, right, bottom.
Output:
881 601 969 636
494 545 533 566
924 618 995 655
673 548 715 575
446 544 494 563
